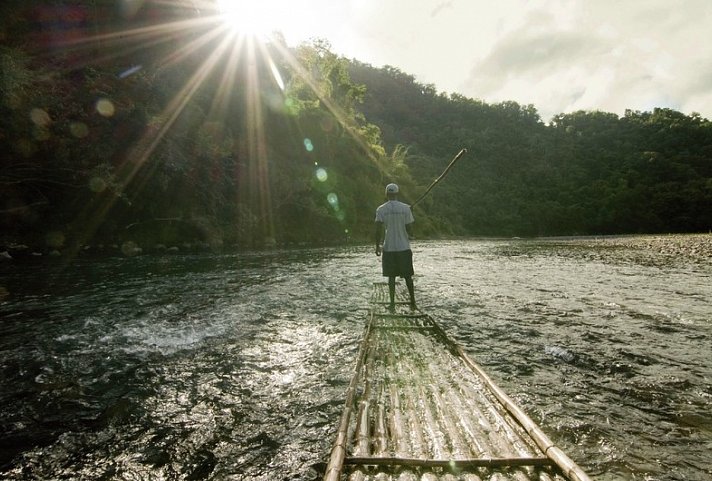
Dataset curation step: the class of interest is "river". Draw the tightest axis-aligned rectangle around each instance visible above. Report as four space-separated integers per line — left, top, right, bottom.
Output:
0 238 710 480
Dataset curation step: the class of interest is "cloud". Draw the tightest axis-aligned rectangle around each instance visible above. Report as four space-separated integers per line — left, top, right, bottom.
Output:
470 30 607 88
313 0 712 121
430 1 455 18
458 0 712 121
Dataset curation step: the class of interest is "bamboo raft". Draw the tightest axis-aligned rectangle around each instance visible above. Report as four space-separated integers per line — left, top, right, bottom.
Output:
324 282 592 481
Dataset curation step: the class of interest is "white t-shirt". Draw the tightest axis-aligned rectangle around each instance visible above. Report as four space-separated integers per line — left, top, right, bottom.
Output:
375 200 414 252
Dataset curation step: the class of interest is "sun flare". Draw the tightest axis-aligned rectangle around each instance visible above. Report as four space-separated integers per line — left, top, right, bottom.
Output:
216 0 289 38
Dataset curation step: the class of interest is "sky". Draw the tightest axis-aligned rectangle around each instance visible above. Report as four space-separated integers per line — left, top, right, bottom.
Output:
254 0 712 122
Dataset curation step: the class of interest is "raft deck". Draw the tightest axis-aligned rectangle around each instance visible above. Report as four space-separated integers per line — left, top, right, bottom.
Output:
324 282 591 481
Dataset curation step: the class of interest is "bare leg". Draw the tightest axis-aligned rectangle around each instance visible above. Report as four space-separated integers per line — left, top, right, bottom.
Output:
405 276 416 309
388 276 396 310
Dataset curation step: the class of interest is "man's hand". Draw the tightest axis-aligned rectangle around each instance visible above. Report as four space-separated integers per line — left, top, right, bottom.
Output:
375 221 383 256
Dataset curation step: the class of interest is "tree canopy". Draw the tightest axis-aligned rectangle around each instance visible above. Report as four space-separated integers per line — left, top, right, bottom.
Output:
1 2 421 253
1 2 710 256
349 62 712 237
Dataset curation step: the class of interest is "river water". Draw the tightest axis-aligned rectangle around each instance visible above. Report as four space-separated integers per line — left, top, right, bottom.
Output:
0 239 710 480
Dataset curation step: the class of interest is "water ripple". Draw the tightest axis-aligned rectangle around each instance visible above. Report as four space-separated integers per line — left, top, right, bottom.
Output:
1 240 710 480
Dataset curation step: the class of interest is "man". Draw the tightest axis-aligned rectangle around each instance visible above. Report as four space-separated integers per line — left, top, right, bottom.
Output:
375 183 416 310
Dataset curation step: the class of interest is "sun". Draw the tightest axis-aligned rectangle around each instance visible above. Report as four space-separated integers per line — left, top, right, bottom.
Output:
216 0 289 38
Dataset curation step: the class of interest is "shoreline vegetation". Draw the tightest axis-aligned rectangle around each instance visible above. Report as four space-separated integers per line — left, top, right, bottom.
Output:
3 19 711 256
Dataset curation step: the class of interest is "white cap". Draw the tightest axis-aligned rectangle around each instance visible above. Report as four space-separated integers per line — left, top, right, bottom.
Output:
385 183 399 195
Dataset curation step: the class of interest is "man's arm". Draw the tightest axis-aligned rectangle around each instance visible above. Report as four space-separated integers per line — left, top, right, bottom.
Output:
406 205 415 239
375 221 383 256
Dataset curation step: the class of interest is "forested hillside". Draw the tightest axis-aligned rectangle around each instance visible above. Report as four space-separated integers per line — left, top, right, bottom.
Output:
349 62 712 236
1 2 427 256
2 2 711 258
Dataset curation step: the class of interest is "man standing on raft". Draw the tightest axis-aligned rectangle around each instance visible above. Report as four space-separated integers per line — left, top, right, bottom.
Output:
375 183 416 310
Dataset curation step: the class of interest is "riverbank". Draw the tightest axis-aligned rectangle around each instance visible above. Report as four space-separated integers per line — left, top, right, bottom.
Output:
3 232 710 264
582 233 712 263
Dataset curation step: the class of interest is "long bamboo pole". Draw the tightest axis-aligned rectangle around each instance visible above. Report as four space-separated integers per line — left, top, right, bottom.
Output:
344 456 553 468
388 384 407 456
417 336 496 457
426 315 592 481
429 338 537 459
391 331 426 457
447 359 534 457
413 340 535 481
410 148 467 207
323 312 375 481
372 386 388 455
413 341 471 458
353 399 371 457
331 282 590 481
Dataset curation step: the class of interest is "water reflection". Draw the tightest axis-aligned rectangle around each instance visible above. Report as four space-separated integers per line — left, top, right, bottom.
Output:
418 239 712 480
0 240 710 480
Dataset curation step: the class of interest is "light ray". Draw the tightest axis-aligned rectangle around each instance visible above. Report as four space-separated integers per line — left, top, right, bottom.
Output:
155 21 231 68
49 15 224 69
49 0 381 259
54 16 220 49
208 34 247 122
268 57 286 92
215 0 283 39
64 18 238 262
244 37 275 245
269 40 386 168
123 30 238 194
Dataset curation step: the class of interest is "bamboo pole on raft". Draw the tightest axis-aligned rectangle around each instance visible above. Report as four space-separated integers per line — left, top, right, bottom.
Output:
425 314 592 481
323 311 375 481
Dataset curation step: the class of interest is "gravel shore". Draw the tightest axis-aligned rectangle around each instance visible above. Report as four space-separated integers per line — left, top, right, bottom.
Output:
586 233 712 263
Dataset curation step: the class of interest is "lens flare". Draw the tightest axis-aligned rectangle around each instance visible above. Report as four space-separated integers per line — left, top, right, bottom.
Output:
268 57 285 91
30 108 51 126
118 65 142 79
70 122 89 138
34 0 379 266
89 177 107 193
327 192 338 207
96 98 115 117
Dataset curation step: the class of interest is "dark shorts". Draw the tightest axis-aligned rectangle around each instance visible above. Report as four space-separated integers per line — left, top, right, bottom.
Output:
382 249 414 278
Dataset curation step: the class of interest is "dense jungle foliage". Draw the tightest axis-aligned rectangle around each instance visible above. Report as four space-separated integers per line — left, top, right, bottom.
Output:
348 63 712 237
1 2 711 256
